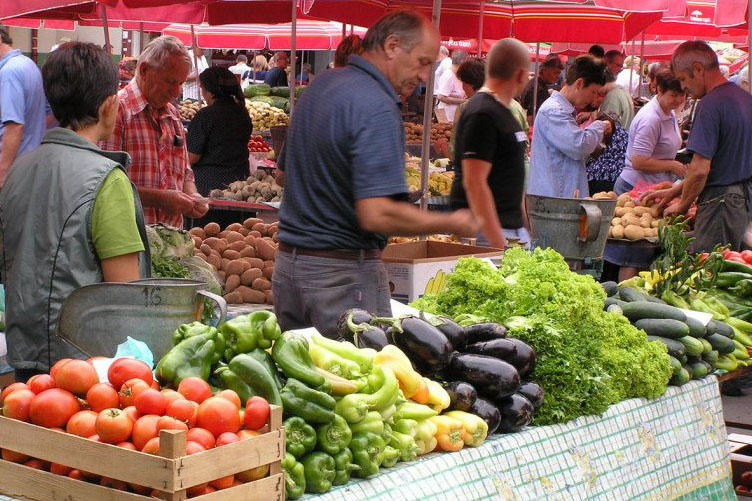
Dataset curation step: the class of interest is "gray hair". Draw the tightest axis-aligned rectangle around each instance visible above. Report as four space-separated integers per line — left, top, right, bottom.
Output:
136 35 190 76
451 49 468 66
671 40 718 75
362 10 430 53
487 38 529 81
439 45 449 57
740 65 749 84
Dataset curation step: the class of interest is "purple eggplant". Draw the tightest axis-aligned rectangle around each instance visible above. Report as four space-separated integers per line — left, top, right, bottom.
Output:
448 353 520 400
517 381 544 410
444 381 477 412
392 317 454 376
336 308 374 341
494 393 534 433
463 323 507 344
463 338 517 361
469 397 501 434
504 338 536 378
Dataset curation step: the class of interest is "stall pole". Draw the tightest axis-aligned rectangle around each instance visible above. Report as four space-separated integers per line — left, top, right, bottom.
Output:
190 24 202 102
342 22 346 38
101 5 111 56
531 42 541 124
139 21 144 56
477 0 485 58
638 31 645 98
748 0 752 95
419 0 442 211
289 0 298 116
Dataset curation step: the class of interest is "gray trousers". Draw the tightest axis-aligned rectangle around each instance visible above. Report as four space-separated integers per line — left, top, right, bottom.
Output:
272 250 392 339
691 180 752 253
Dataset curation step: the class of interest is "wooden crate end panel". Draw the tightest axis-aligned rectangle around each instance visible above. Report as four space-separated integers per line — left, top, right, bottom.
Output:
192 473 284 501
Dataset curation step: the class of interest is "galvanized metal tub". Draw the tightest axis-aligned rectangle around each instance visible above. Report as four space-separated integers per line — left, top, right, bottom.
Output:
525 194 617 261
57 278 226 360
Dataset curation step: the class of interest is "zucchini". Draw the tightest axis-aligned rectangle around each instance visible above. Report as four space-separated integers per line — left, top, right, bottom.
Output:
707 319 734 338
621 302 687 322
604 296 627 309
678 336 704 357
606 304 623 315
699 338 713 355
670 367 691 386
699 360 714 374
634 319 689 339
679 354 688 365
601 281 618 297
687 361 709 379
706 333 736 355
684 317 707 338
618 287 665 303
703 350 719 365
668 356 682 376
647 335 686 358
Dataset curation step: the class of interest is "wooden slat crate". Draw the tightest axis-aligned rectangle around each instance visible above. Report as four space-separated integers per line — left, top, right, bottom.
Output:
0 405 285 501
730 433 752 499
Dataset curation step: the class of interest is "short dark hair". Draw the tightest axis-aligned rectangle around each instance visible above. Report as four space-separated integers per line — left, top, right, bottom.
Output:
456 58 485 91
42 42 117 130
565 55 607 87
541 53 564 70
0 24 12 45
654 69 683 94
588 45 605 58
604 68 616 83
334 35 362 68
604 50 623 65
362 10 429 53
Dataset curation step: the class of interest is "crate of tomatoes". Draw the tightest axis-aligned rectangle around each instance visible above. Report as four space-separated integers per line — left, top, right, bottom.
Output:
0 357 284 500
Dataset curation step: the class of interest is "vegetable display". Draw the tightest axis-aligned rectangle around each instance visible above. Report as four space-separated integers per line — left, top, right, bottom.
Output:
606 191 666 241
245 100 288 131
208 169 283 203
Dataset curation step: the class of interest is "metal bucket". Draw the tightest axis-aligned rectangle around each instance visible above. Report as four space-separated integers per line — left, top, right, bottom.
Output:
525 194 617 261
57 278 226 360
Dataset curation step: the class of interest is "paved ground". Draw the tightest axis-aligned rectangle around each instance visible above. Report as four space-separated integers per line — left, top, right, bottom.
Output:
722 390 752 436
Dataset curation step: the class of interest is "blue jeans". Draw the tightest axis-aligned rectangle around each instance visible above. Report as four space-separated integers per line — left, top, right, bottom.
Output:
272 250 392 339
612 176 634 196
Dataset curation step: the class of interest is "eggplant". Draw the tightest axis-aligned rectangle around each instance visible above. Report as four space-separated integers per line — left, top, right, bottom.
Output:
354 326 390 351
444 381 477 412
431 316 467 351
494 393 534 433
517 381 544 410
469 397 501 434
463 323 507 344
464 339 517 361
336 308 374 341
448 353 520 400
392 317 454 375
504 338 536 378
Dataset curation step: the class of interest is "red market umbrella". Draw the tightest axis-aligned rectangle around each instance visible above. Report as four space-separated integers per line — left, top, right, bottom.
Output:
550 40 685 60
0 0 115 20
1 18 76 29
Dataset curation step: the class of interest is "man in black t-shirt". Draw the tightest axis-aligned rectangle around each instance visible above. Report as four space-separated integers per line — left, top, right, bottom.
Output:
450 39 531 249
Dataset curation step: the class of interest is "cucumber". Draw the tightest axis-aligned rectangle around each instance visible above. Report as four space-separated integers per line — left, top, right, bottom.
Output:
647 335 686 358
606 304 623 315
699 360 714 374
708 319 735 339
678 336 704 357
687 361 709 379
670 367 691 386
703 350 719 365
684 317 707 338
621 302 687 322
668 356 682 375
601 281 618 297
634 319 689 339
706 333 736 355
619 287 665 303
604 296 628 309
679 354 688 365
699 338 713 355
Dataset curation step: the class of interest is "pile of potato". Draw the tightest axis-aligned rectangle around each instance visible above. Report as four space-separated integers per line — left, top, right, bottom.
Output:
179 99 203 121
189 218 278 305
607 192 664 241
404 122 453 144
208 170 283 203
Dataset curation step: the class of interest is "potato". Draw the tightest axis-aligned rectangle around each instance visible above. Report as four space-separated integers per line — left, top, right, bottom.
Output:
267 225 278 236
614 207 628 217
633 206 650 216
612 224 625 239
224 291 243 304
649 206 661 218
250 230 262 238
612 217 622 227
264 290 274 305
608 226 614 238
243 217 263 230
237 286 266 304
256 239 276 261
621 213 641 227
204 222 220 236
225 274 241 293
207 253 222 269
243 235 257 246
200 244 212 256
592 191 615 200
244 257 264 269
624 200 636 208
220 258 231 271
223 249 242 260
240 246 256 258
228 240 246 252
639 214 653 228
262 266 274 279
241 268 263 286
651 219 661 228
218 230 229 240
251 222 265 233
227 223 244 233
624 224 644 240
189 227 205 239
203 237 220 249
191 235 203 248
616 193 632 207
238 227 250 237
263 260 275 268
252 277 271 291
272 233 279 243
217 270 226 282
225 260 250 276
226 231 244 244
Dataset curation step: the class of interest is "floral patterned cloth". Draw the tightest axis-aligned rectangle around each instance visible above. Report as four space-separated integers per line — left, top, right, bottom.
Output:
586 122 629 183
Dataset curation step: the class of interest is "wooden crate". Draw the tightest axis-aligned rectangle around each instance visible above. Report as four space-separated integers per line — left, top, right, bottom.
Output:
730 433 752 498
0 405 285 501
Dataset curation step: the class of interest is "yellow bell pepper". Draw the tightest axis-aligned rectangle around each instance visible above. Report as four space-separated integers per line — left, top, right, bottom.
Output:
373 345 422 398
425 379 450 412
429 415 464 452
444 410 488 447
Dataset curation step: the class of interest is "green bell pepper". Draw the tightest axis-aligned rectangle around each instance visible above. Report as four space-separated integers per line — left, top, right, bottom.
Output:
394 418 418 437
282 453 306 500
316 414 352 455
381 422 393 444
223 353 282 405
380 445 400 468
172 322 226 363
284 417 317 458
220 311 281 358
332 448 359 486
350 411 384 435
309 342 362 379
301 451 336 494
379 404 396 421
310 333 374 373
155 331 220 386
272 332 325 388
349 431 386 478
281 378 336 424
335 366 399 423
247 347 284 390
390 430 419 462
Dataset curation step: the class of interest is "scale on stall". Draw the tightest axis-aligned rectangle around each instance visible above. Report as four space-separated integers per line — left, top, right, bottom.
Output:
525 194 617 279
57 278 226 360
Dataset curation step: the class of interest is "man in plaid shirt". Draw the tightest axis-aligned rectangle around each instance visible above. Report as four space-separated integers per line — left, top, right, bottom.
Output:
101 36 208 227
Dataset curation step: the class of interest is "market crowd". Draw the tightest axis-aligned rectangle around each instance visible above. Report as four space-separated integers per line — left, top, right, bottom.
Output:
0 11 752 377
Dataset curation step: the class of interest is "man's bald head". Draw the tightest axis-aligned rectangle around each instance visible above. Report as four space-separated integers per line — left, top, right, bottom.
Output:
486 38 530 81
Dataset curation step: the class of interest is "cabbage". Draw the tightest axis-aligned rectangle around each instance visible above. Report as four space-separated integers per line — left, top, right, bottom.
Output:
145 225 164 259
154 224 194 259
179 256 223 296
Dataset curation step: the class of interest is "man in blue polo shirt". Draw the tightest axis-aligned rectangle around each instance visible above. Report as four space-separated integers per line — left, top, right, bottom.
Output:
0 24 46 187
273 10 478 338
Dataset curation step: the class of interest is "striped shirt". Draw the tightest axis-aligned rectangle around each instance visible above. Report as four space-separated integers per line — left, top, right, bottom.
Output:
101 80 194 227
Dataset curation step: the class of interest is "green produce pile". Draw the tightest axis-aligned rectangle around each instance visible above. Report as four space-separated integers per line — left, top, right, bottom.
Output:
412 248 673 425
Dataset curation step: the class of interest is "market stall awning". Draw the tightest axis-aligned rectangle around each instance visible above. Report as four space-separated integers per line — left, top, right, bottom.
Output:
550 40 685 60
0 0 113 20
163 21 366 50
1 17 75 29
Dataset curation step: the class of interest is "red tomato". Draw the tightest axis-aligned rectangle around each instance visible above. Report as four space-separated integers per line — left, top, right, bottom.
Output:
141 437 160 454
86 383 119 412
88 434 101 442
122 405 140 422
1 382 29 405
100 476 128 491
134 389 167 416
237 429 259 440
66 410 98 437
95 408 133 444
215 432 240 447
741 250 752 264
244 396 270 431
165 398 198 427
118 378 150 408
197 397 241 437
131 414 160 451
50 463 73 476
86 356 108 364
177 377 211 404
186 427 215 449
24 458 48 470
1 449 30 463
210 474 235 490
29 388 80 428
107 358 153 390
27 374 56 394
2 388 35 421
216 389 241 410
49 359 72 380
116 441 136 450
185 441 206 455
161 389 184 405
53 359 99 396
156 415 188 432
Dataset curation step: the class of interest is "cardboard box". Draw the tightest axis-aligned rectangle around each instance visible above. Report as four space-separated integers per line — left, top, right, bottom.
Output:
382 241 504 303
